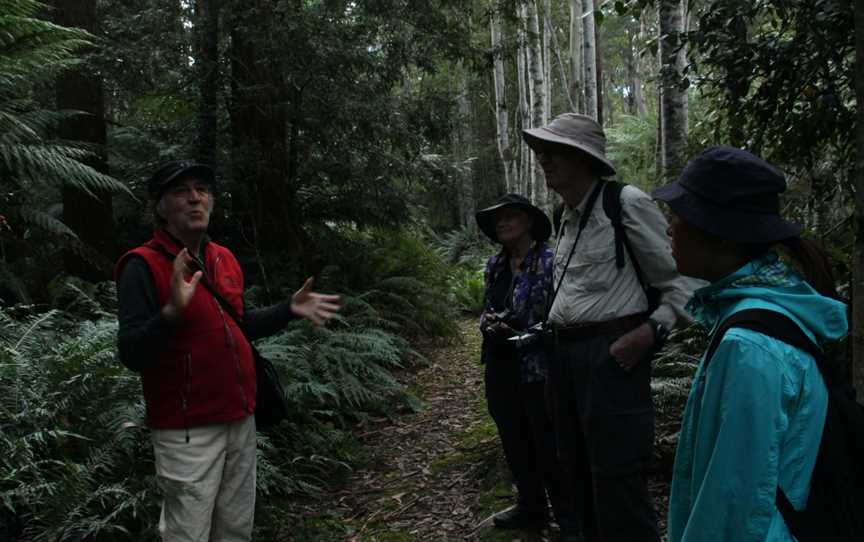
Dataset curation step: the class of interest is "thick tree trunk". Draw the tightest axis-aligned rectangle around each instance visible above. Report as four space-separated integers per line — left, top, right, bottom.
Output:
195 0 221 166
569 0 583 113
658 0 688 180
853 0 864 393
582 0 598 120
490 3 515 192
526 0 547 207
228 3 306 263
54 0 115 280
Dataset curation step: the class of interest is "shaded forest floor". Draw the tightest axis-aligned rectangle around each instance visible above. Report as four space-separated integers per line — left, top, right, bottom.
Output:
289 318 674 541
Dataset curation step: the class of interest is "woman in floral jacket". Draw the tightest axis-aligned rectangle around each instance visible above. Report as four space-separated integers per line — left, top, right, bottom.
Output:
476 194 578 539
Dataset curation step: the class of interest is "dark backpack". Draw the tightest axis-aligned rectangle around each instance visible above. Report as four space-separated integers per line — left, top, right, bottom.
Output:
551 181 661 311
703 308 864 542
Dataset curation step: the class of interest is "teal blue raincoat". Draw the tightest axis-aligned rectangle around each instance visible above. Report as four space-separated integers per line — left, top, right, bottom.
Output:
667 251 848 542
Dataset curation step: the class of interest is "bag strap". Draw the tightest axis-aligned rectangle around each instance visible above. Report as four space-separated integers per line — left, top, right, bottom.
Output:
545 179 605 319
602 180 650 291
143 244 245 328
701 307 824 535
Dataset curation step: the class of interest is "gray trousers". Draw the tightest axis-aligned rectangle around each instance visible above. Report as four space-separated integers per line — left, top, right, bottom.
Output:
546 331 660 542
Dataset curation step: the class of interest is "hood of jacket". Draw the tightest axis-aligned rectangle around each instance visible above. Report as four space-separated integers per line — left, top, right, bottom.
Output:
687 250 847 345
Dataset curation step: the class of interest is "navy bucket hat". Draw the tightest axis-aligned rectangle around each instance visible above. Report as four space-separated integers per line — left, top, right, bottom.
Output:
475 194 552 244
652 146 801 244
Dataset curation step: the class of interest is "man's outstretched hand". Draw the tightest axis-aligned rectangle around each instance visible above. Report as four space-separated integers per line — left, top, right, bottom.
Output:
290 277 341 326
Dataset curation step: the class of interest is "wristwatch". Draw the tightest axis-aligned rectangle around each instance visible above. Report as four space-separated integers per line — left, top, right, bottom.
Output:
648 317 670 349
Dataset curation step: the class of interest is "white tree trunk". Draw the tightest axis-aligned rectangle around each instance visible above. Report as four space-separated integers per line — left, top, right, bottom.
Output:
517 4 531 197
543 0 552 123
659 0 688 179
457 70 475 227
490 3 515 192
569 0 583 112
526 0 547 208
582 0 598 120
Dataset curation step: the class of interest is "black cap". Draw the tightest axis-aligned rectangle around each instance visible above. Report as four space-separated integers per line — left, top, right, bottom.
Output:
652 146 801 243
475 193 552 243
148 160 215 198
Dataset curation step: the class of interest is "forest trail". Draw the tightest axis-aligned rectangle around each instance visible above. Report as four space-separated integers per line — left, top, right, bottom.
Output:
297 317 515 541
296 318 672 541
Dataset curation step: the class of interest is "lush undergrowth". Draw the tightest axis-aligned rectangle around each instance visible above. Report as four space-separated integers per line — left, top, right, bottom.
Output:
0 230 460 541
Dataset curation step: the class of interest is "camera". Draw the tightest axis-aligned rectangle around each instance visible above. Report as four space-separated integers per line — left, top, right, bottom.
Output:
507 322 546 349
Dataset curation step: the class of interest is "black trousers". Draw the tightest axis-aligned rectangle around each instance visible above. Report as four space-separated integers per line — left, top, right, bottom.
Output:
545 332 660 542
484 346 578 531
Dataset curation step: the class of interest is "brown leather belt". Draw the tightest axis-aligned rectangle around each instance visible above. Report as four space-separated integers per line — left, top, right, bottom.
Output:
551 312 649 341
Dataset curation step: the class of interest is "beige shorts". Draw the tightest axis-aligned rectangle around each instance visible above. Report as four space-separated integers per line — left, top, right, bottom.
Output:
151 415 256 542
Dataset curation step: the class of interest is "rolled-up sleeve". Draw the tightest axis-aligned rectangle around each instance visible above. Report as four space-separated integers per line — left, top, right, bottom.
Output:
621 186 705 329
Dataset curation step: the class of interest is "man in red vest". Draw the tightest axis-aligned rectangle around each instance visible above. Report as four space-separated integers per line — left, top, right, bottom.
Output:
115 160 340 541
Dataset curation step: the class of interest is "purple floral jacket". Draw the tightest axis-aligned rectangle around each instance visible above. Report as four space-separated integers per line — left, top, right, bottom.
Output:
479 242 554 383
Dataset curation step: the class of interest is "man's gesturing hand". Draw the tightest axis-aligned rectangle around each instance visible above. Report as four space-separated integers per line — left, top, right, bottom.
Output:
161 248 203 323
290 277 341 326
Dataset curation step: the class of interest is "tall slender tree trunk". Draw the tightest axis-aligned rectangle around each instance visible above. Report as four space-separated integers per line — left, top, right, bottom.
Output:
490 3 515 192
517 4 531 197
457 68 476 227
594 8 604 126
54 0 115 280
569 0 583 113
853 0 864 393
658 0 688 180
195 0 221 166
631 14 648 117
545 0 577 112
526 0 547 208
582 0 598 120
542 0 552 122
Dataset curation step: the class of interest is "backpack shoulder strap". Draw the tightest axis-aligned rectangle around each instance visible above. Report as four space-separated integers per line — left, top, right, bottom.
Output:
703 308 821 371
602 180 627 270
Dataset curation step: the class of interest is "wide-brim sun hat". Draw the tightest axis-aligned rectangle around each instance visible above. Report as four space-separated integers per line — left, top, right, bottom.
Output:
522 113 617 178
652 145 801 244
148 160 216 199
475 193 552 244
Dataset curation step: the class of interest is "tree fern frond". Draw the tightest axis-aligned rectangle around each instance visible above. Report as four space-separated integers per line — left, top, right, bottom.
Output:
15 207 77 238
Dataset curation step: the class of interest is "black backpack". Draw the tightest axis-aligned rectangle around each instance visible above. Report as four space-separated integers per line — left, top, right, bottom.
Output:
703 308 864 541
551 180 661 311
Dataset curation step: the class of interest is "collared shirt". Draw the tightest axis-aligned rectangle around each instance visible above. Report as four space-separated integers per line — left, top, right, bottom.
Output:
480 242 554 383
548 181 702 330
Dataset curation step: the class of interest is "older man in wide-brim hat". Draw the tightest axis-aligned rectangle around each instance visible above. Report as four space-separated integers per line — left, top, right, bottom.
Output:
522 113 700 542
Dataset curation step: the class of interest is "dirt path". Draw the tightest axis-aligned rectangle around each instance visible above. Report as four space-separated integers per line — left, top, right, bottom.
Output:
296 318 673 541
330 318 503 541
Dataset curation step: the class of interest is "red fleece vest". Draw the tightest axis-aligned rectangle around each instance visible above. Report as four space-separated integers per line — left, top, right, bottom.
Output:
115 230 256 429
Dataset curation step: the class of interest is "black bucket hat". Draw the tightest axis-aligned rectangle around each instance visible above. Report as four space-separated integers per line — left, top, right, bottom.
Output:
652 146 801 243
475 194 552 244
148 160 215 199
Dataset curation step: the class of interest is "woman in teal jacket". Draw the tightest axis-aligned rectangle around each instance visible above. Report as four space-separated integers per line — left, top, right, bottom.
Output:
652 146 848 542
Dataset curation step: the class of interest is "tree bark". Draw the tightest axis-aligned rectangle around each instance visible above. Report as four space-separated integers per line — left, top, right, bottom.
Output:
631 14 648 117
569 0 583 113
490 2 515 192
517 3 532 197
54 0 115 281
526 0 548 208
545 0 577 112
658 0 688 180
594 5 604 126
582 0 598 120
853 0 864 393
457 68 475 227
195 0 221 166
542 0 552 123
228 3 304 260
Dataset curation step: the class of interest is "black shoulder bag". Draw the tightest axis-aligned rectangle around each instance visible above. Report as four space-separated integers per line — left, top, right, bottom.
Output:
145 246 289 431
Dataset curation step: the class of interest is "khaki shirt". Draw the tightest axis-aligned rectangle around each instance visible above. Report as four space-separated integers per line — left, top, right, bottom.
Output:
548 181 703 330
